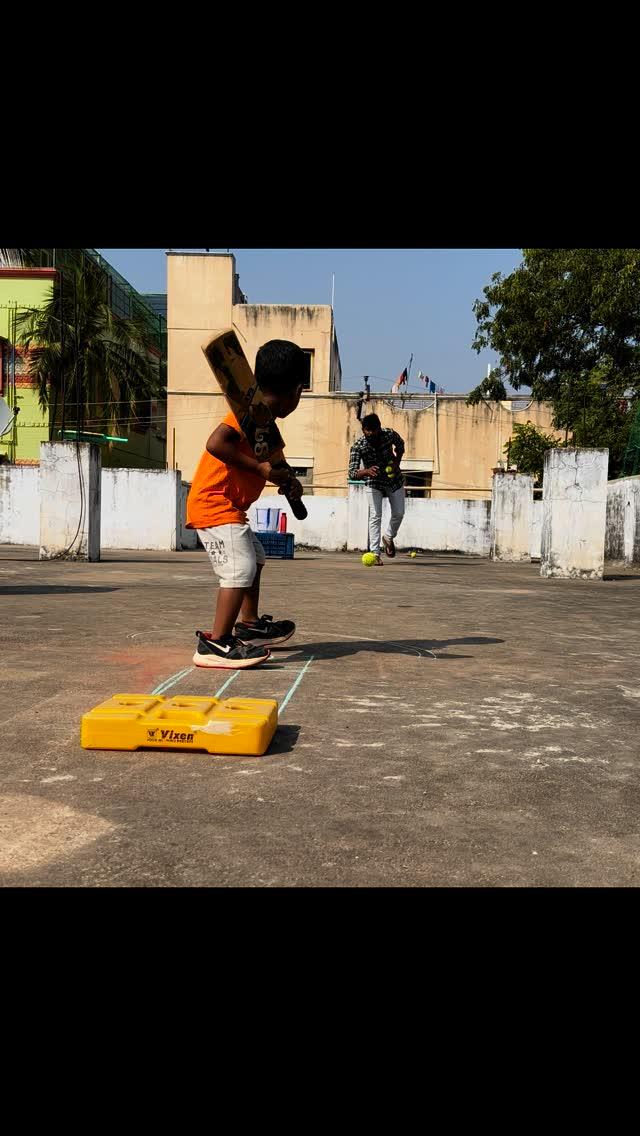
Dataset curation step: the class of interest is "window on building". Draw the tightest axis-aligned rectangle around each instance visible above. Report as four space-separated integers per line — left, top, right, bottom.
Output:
404 471 432 499
291 466 314 496
0 339 29 394
301 350 314 391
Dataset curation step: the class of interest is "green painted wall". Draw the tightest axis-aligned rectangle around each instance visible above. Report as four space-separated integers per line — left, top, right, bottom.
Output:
0 279 53 463
1 272 167 469
0 386 49 463
0 278 54 336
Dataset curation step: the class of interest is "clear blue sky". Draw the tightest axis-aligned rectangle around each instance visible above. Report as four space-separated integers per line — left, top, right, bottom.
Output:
98 248 523 394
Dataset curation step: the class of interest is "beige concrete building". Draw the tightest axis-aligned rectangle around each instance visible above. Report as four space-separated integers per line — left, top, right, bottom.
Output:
167 252 559 499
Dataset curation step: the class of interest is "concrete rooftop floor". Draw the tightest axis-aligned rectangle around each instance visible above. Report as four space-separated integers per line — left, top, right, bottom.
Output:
2 545 640 887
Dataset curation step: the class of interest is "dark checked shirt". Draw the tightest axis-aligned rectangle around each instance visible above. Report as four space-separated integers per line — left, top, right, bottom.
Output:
348 428 405 492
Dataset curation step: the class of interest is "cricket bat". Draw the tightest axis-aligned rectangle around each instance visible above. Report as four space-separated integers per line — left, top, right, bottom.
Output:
202 328 308 521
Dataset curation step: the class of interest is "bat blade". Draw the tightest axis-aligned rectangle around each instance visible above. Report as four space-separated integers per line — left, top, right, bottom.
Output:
202 328 308 521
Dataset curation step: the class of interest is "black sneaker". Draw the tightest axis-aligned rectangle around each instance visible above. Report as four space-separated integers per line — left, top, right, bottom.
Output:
234 614 296 648
192 631 271 670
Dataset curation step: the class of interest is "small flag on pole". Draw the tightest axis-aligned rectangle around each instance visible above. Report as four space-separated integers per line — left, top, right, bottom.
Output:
391 367 408 394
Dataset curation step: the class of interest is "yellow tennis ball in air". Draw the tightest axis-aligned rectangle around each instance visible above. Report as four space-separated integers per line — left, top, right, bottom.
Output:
362 552 378 566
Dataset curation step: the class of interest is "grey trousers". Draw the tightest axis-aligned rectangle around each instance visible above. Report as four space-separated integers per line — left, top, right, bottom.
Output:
367 486 405 554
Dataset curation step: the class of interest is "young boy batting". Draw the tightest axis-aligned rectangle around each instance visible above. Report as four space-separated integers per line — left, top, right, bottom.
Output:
187 340 306 669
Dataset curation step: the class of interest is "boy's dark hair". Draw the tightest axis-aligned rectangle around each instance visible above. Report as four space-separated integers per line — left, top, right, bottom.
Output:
362 413 382 431
255 340 307 394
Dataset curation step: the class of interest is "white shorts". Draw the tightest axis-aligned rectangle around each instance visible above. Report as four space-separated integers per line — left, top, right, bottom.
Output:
198 524 266 589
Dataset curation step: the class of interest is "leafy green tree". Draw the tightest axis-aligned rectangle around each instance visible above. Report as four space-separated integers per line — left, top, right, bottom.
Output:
467 249 640 476
15 252 161 438
503 422 558 484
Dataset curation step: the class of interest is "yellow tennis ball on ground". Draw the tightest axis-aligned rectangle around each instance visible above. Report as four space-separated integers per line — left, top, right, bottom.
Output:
362 552 378 566
410 551 417 558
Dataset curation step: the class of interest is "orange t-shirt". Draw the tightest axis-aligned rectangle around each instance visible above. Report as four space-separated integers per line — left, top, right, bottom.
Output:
186 411 266 529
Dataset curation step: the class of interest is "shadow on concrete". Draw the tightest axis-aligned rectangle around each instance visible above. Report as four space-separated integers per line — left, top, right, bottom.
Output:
374 559 472 567
603 574 640 582
268 724 301 755
97 556 324 564
291 636 504 660
0 585 119 596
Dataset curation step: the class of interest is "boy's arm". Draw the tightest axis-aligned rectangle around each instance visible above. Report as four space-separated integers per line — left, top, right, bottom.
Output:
207 424 290 485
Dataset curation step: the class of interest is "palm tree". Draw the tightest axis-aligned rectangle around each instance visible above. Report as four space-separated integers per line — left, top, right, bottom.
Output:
15 254 162 441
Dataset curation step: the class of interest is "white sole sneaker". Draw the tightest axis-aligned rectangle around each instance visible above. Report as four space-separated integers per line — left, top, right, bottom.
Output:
192 650 271 670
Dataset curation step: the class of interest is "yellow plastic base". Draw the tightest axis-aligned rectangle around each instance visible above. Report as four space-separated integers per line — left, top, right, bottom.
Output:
81 695 278 756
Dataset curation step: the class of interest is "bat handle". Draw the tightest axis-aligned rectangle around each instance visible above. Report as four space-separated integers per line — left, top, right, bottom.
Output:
271 461 308 521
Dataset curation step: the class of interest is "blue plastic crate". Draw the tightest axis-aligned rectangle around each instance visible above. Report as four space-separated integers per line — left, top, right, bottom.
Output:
255 532 295 559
